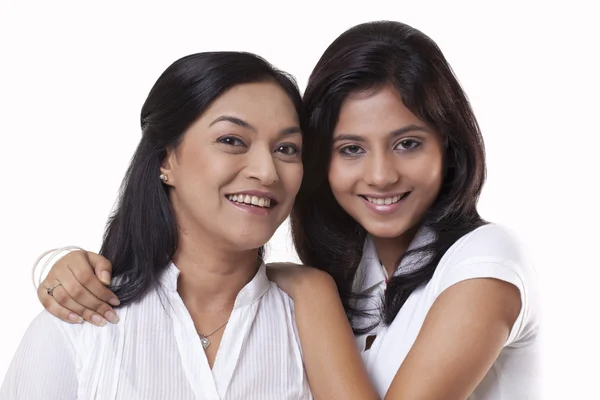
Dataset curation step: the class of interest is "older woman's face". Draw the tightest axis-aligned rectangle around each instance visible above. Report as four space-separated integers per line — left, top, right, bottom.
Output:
161 81 304 251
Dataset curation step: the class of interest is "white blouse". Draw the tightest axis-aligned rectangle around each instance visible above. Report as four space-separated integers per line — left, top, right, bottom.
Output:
353 223 541 399
1 263 312 400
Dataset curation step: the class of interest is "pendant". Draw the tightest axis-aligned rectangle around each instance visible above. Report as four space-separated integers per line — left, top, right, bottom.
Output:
200 336 210 350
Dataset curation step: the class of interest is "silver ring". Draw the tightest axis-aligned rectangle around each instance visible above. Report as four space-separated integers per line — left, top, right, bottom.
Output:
46 282 62 297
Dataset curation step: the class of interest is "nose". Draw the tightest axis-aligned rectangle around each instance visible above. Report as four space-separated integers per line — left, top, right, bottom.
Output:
364 152 399 188
244 146 279 186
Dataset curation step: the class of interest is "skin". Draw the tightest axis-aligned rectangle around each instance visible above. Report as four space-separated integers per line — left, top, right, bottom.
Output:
38 85 521 399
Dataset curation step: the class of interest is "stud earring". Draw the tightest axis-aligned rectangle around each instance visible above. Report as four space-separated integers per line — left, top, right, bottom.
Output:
159 174 168 183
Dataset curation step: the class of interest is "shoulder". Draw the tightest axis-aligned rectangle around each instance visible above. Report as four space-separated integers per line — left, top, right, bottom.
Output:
38 301 134 355
263 282 295 309
434 222 537 288
29 310 85 340
431 222 540 345
6 311 80 373
1 312 80 398
260 283 299 326
444 223 530 265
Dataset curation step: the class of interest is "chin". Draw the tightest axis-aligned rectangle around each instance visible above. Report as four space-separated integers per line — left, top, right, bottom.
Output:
362 220 413 240
229 231 276 252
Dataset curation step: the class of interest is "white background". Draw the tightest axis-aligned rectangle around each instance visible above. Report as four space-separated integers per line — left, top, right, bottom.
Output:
1 0 598 397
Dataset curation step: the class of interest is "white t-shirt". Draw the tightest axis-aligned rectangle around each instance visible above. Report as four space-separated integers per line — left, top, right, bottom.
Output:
1 263 312 400
353 223 540 399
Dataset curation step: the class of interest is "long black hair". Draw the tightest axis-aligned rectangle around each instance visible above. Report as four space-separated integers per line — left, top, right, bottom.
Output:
101 52 305 306
291 21 487 333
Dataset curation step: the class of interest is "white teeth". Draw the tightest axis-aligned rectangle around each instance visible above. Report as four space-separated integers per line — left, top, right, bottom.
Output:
227 193 273 208
365 195 404 205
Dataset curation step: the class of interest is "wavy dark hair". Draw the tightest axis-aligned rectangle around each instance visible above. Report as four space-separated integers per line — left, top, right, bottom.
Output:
291 21 487 333
100 52 305 306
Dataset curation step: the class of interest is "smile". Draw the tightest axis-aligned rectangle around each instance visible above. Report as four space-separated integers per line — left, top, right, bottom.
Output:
359 192 410 213
225 191 279 216
227 193 273 209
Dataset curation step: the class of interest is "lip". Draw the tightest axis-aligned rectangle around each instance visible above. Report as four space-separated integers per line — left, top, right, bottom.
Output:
360 192 407 199
225 190 278 216
359 192 410 214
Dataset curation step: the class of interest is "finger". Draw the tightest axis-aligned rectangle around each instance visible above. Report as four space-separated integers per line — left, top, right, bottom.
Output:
64 253 120 306
80 307 120 326
47 284 110 326
39 255 119 324
87 252 113 286
58 270 119 324
37 284 83 324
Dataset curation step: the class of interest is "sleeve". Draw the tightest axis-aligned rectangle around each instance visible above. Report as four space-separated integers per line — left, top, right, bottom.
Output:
434 224 539 347
0 311 78 399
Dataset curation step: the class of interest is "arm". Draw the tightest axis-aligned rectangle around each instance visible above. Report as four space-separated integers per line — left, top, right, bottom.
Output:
384 278 521 400
268 263 379 400
1 313 78 399
36 249 119 326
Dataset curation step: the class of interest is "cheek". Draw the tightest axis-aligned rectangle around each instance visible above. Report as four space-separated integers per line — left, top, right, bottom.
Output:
328 158 348 198
279 163 304 198
175 150 238 200
328 158 362 214
413 149 444 194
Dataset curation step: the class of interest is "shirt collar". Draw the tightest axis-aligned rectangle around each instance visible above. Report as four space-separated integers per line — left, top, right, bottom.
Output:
353 235 387 294
353 225 437 294
160 261 270 309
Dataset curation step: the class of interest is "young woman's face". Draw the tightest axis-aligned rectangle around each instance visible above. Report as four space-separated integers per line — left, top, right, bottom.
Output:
162 81 303 251
328 85 444 240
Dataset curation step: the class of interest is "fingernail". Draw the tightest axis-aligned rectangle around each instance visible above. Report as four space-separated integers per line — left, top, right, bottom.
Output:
108 297 120 306
91 314 108 326
104 310 120 324
68 313 83 323
101 271 111 284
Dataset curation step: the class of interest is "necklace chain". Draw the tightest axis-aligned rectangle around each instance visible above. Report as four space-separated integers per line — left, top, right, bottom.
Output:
198 319 229 338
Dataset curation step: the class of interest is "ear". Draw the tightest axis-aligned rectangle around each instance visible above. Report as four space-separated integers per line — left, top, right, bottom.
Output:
159 148 178 187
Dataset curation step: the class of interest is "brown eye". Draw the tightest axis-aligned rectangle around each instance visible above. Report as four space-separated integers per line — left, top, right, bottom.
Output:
394 139 421 151
218 136 246 147
339 145 365 156
275 143 300 156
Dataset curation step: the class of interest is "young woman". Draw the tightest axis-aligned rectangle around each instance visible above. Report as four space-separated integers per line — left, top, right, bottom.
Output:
19 21 540 399
1 51 377 399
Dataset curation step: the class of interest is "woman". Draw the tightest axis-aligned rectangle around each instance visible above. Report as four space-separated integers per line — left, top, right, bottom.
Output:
1 51 377 399
20 21 540 399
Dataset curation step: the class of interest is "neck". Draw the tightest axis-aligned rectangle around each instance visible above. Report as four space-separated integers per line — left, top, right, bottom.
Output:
371 225 420 277
173 231 260 314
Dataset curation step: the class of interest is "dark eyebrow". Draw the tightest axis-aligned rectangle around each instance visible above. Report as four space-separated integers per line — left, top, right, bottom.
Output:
279 126 302 136
209 115 301 137
209 115 256 130
333 124 430 143
389 124 430 138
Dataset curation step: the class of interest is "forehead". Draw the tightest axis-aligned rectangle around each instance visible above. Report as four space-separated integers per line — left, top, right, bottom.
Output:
334 86 425 136
200 81 299 127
